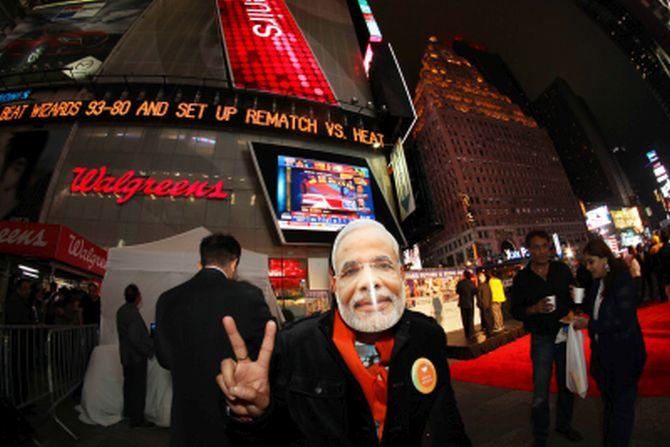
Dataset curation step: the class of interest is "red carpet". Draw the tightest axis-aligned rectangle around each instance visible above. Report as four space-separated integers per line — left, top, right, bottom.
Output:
450 302 670 397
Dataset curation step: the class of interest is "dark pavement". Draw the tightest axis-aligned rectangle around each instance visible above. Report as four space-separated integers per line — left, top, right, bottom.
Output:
26 381 669 446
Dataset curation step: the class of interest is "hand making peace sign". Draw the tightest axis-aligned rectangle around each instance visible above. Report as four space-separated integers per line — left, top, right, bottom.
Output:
216 316 277 418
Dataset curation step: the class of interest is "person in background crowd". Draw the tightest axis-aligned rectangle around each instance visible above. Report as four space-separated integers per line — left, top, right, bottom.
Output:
649 233 664 301
624 247 642 304
641 239 656 302
218 219 471 446
511 230 582 447
656 228 670 303
116 284 154 428
30 284 47 324
42 282 59 325
456 270 477 341
432 291 444 326
54 292 80 325
476 271 494 337
81 282 101 326
489 271 507 332
5 278 35 325
155 233 271 447
634 243 646 303
574 239 646 447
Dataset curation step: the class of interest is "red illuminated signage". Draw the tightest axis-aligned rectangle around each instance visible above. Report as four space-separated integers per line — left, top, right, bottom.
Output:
70 166 229 204
0 221 107 276
217 0 337 104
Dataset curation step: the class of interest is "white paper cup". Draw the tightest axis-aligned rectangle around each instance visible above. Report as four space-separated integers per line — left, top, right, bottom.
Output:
545 295 556 311
572 287 585 304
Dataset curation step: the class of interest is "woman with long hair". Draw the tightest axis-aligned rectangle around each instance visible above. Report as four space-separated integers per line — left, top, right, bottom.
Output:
574 239 646 447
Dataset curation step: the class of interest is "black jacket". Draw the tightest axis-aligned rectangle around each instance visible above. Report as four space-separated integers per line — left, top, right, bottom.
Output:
476 283 492 310
229 310 471 447
583 272 646 389
510 261 574 335
116 302 153 366
155 268 272 447
456 279 476 309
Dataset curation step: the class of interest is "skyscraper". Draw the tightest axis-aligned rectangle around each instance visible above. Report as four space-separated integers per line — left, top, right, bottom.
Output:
533 78 636 207
412 37 587 267
452 38 534 117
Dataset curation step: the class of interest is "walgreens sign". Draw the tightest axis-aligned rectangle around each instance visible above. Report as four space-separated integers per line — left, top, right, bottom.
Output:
70 167 229 204
0 221 107 276
217 0 336 104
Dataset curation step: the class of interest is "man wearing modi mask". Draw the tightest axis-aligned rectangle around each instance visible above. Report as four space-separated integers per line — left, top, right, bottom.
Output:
217 220 472 446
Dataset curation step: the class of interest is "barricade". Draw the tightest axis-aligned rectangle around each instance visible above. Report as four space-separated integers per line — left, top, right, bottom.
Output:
0 325 98 439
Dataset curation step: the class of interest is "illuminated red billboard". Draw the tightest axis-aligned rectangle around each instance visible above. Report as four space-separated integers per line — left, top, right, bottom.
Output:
217 0 337 104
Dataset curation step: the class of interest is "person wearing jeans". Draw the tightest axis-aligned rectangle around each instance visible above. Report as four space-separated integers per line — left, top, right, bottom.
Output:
511 230 582 447
530 334 573 444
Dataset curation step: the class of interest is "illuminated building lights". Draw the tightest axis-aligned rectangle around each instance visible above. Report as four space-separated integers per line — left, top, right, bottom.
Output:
647 150 670 208
217 0 336 104
358 0 382 42
363 43 374 75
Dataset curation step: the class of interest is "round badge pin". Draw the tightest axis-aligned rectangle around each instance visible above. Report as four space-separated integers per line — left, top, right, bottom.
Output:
411 357 437 394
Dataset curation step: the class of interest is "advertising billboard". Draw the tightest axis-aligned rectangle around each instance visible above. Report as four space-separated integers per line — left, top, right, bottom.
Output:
610 207 644 233
390 139 416 221
250 142 406 246
276 155 375 231
0 129 69 221
0 1 151 80
585 205 612 231
216 0 336 104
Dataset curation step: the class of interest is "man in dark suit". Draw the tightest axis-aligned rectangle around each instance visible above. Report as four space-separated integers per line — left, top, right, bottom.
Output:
155 233 272 447
456 271 476 340
116 284 154 428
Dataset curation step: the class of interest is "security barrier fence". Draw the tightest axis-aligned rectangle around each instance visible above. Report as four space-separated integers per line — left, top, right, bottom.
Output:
0 325 98 439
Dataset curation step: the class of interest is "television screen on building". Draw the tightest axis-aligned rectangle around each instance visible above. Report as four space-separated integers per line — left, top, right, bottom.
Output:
250 142 404 245
276 155 375 232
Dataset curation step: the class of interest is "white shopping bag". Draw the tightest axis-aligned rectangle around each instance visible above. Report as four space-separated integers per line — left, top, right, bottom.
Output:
566 325 588 398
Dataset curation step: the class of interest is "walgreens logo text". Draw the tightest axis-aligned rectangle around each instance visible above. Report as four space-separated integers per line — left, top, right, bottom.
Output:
70 167 229 204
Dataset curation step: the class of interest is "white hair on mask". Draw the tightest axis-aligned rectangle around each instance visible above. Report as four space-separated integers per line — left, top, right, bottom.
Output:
331 219 400 273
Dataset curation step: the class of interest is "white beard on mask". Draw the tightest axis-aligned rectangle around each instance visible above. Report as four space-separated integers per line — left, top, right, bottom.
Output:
336 285 406 333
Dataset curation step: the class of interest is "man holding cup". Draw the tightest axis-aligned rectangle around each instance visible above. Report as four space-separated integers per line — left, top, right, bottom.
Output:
510 230 582 447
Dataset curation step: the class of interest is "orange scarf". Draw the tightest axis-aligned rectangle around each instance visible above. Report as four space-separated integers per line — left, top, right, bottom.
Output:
332 310 395 441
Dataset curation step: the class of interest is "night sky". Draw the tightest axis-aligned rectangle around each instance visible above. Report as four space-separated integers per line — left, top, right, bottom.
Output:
372 0 670 210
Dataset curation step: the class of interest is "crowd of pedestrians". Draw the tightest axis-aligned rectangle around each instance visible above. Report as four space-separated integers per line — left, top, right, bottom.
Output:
3 276 101 326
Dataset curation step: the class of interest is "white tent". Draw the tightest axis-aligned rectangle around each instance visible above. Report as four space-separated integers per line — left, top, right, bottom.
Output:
99 226 283 345
79 227 283 427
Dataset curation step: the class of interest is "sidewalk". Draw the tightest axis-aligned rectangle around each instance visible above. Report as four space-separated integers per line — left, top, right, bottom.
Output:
27 381 670 446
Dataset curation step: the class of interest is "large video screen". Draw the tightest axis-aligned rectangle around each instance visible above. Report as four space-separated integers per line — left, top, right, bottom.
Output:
276 155 375 231
250 142 404 245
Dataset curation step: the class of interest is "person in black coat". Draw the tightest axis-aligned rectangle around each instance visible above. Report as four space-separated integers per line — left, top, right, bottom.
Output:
476 271 494 337
154 233 272 447
574 239 647 447
216 220 471 446
456 271 477 340
116 284 154 427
